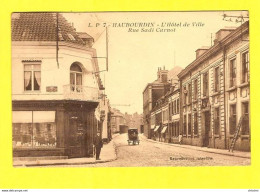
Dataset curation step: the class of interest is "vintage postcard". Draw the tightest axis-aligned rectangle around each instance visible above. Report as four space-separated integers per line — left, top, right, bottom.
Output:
11 11 250 168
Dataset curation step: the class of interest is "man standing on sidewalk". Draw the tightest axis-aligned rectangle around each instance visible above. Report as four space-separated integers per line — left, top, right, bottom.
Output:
94 132 103 160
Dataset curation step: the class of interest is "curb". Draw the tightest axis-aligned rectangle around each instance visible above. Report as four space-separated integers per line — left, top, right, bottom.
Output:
143 137 250 159
14 141 118 167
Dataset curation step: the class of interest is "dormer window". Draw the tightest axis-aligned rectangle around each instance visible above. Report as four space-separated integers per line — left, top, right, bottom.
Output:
67 33 76 41
70 63 82 92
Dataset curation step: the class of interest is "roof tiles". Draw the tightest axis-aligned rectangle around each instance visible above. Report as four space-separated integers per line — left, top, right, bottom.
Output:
11 13 86 46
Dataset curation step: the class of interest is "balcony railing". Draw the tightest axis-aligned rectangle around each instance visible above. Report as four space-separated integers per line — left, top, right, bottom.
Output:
63 84 99 102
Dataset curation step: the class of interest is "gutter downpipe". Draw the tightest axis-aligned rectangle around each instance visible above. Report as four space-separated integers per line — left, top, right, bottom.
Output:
223 43 227 149
179 79 183 138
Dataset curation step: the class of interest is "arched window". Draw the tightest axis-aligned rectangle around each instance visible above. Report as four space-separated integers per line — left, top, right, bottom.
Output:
70 63 82 92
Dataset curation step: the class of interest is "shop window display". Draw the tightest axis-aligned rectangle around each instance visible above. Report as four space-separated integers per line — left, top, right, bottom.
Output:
12 111 56 148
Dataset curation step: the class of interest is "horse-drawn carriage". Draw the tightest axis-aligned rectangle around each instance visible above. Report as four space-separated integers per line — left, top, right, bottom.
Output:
127 128 140 145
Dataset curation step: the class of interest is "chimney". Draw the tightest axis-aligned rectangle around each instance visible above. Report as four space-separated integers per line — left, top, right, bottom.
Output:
214 27 236 44
157 67 168 83
196 46 210 58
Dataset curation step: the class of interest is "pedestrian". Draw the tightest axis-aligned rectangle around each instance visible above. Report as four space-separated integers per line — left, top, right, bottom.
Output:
94 132 103 160
179 134 182 145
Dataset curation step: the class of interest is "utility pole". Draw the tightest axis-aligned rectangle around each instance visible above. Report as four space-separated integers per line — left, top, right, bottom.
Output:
92 27 109 74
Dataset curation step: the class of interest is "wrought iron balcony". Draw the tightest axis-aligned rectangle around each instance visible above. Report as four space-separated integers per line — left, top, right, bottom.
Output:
63 84 99 102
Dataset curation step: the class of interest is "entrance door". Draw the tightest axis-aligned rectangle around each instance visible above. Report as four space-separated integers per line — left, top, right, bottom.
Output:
203 111 211 147
68 117 86 158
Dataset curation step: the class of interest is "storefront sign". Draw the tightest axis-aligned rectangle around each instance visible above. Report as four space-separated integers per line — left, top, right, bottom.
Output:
46 86 58 92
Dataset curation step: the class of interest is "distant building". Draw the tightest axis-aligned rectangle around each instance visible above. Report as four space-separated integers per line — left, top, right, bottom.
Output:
178 21 249 151
119 125 128 134
143 66 182 139
150 68 181 142
110 108 126 133
143 67 170 139
125 112 143 133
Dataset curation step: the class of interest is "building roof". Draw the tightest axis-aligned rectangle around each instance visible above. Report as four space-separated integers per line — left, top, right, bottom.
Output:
151 79 168 84
195 46 210 51
168 66 182 82
111 108 124 117
11 13 85 46
143 66 182 93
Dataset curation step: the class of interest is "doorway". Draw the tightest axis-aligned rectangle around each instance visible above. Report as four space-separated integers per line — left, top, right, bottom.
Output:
203 111 211 147
68 116 86 158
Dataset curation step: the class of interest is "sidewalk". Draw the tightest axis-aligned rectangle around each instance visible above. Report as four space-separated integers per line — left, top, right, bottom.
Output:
13 141 117 167
142 135 250 159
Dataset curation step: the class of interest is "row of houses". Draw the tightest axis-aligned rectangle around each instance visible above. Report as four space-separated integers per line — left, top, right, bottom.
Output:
11 13 112 158
110 108 143 134
143 21 250 151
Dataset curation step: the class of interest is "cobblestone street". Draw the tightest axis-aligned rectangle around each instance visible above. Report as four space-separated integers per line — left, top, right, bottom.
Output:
50 134 250 167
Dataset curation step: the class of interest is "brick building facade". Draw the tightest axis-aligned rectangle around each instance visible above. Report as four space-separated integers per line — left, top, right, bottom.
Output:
178 21 249 151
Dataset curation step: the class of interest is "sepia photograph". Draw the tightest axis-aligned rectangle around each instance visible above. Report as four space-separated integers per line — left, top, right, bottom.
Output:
11 11 250 167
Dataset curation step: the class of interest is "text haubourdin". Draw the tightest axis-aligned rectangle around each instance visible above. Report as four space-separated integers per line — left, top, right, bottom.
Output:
88 22 205 33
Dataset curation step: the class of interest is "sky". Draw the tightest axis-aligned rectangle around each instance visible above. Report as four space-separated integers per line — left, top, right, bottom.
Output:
63 11 248 114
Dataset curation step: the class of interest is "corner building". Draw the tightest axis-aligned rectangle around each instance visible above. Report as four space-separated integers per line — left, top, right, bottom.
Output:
11 13 103 158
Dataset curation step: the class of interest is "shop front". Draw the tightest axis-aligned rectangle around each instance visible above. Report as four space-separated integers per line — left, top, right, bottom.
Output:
12 100 99 158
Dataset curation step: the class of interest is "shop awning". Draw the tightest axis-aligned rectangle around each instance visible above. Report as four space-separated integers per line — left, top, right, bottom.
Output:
33 111 56 123
161 126 168 133
154 125 160 132
12 111 56 123
12 111 32 123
